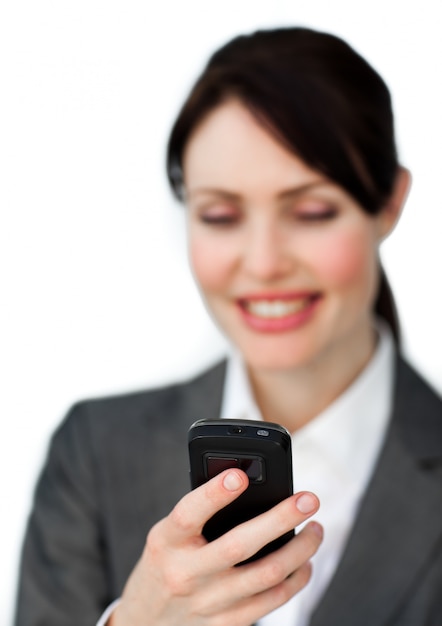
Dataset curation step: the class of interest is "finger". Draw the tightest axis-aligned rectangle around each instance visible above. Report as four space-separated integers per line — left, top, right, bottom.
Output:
208 561 314 626
226 521 322 603
203 491 320 569
162 469 249 544
197 522 323 613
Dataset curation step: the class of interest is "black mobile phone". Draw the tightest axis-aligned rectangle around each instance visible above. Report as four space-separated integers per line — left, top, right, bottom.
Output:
188 418 294 563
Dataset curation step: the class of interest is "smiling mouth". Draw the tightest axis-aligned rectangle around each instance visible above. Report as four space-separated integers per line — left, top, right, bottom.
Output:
240 296 319 319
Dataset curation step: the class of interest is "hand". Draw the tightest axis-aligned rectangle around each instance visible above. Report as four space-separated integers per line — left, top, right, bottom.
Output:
110 469 322 626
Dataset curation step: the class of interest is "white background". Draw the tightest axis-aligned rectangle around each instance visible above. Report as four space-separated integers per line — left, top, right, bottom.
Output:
1 1 441 623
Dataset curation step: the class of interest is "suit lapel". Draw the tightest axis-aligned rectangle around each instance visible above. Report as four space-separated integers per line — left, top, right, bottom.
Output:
310 358 442 626
125 361 226 553
141 360 227 514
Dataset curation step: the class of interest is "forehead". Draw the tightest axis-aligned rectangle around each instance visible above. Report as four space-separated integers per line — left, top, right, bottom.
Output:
182 99 326 198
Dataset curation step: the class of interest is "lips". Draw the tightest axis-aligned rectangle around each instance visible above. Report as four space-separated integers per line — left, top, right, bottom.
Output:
236 293 321 332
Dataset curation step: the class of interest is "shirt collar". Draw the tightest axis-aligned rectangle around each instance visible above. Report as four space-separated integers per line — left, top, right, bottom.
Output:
220 321 395 488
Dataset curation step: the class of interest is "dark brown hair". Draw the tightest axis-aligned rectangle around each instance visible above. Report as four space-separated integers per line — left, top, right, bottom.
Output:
166 27 401 343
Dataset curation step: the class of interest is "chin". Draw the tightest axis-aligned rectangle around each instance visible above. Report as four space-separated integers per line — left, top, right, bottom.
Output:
236 336 322 373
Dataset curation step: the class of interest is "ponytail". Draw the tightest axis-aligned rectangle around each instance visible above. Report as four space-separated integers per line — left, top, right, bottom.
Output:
375 266 400 345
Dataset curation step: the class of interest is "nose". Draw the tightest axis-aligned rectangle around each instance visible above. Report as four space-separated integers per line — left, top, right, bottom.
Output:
242 220 293 282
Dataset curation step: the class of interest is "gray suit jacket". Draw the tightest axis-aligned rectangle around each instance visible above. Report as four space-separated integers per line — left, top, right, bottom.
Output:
15 356 442 625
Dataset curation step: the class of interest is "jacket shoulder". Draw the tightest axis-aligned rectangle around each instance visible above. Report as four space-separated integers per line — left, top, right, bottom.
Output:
395 355 442 459
54 360 227 444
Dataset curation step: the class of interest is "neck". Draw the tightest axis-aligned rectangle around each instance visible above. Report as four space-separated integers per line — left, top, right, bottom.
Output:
247 321 378 433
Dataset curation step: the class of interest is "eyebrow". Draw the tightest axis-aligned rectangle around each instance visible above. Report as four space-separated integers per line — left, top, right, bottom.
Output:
185 180 332 202
277 181 332 199
184 188 241 203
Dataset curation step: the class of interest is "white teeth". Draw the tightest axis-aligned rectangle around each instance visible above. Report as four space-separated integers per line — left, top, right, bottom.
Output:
245 299 309 318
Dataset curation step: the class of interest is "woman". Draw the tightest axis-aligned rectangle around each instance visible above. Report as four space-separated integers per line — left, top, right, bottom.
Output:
15 27 442 626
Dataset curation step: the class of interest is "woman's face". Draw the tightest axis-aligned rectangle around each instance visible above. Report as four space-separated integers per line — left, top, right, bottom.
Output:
183 100 397 374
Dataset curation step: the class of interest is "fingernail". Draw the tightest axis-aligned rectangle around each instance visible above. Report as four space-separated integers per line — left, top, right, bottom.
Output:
223 471 243 492
309 522 323 539
296 493 318 514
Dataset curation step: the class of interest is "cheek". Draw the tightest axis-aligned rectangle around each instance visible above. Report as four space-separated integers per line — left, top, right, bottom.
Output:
188 234 232 294
313 231 377 291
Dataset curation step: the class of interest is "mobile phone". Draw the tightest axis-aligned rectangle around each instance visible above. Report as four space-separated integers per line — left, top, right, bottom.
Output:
188 418 294 563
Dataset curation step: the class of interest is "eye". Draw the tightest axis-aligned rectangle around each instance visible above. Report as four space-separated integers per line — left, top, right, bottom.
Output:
199 213 238 225
293 201 338 222
196 202 240 226
296 208 337 222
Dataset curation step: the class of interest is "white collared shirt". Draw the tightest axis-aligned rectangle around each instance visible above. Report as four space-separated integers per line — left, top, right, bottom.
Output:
220 322 395 626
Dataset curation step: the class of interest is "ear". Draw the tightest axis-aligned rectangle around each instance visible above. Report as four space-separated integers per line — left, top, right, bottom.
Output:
376 167 411 241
